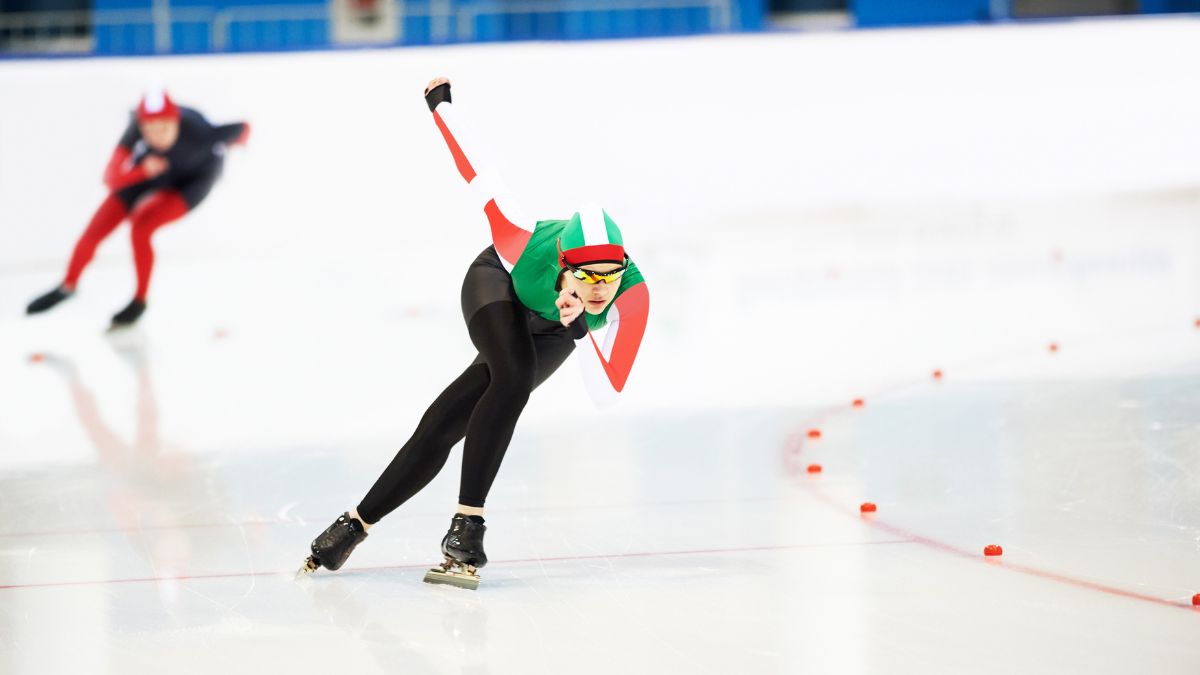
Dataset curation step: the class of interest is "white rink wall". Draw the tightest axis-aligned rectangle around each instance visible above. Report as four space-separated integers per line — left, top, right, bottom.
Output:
2 18 1200 263
1 18 1199 461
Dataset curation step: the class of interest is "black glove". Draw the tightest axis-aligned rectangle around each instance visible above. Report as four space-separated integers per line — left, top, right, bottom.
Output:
425 82 451 112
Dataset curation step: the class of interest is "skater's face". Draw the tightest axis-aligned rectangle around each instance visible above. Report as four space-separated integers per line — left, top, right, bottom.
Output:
561 263 623 315
140 118 180 152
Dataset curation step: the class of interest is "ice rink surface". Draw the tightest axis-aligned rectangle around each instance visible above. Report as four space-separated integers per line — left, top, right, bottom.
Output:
2 16 1200 675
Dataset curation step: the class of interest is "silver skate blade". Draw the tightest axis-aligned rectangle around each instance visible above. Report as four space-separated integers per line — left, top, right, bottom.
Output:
295 556 319 579
423 567 480 590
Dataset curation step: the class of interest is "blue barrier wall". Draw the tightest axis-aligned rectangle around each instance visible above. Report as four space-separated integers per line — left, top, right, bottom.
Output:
468 6 726 42
854 0 992 27
83 0 765 56
92 0 327 54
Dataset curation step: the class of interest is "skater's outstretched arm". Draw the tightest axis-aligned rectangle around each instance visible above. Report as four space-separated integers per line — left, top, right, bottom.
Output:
211 122 251 147
425 78 533 269
576 281 650 406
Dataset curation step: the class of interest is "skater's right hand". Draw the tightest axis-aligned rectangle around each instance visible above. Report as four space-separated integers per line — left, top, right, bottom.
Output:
425 77 450 95
142 155 169 178
556 289 584 327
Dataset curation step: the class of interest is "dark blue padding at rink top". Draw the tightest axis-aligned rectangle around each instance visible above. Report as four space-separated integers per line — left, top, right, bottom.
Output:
854 0 1200 27
1140 0 1200 10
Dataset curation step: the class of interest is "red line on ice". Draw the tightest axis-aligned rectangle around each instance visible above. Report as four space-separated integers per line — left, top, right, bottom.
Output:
786 339 1199 614
805 487 1196 612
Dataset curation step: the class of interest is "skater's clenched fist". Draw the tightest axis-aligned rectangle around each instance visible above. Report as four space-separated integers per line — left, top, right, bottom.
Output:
142 155 169 178
424 78 452 112
556 289 583 327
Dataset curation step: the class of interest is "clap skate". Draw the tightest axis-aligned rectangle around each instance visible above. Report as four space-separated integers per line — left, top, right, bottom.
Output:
424 514 487 590
297 512 368 577
26 286 74 315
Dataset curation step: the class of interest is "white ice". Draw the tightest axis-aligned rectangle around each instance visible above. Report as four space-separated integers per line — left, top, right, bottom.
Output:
1 16 1199 675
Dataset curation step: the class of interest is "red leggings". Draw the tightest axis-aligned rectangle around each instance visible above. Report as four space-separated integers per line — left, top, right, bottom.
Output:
63 191 189 301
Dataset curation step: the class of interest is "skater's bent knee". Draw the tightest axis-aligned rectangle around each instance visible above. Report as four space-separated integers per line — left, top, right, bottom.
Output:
487 361 535 395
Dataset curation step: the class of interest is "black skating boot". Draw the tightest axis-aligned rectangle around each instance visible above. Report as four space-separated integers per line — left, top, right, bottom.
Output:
110 299 147 327
442 514 488 568
299 512 368 575
26 286 74 315
424 514 487 590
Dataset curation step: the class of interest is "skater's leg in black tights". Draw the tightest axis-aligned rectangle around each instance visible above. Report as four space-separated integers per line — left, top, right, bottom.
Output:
355 301 577 523
457 312 580 507
355 301 535 522
457 301 538 508
355 362 490 524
